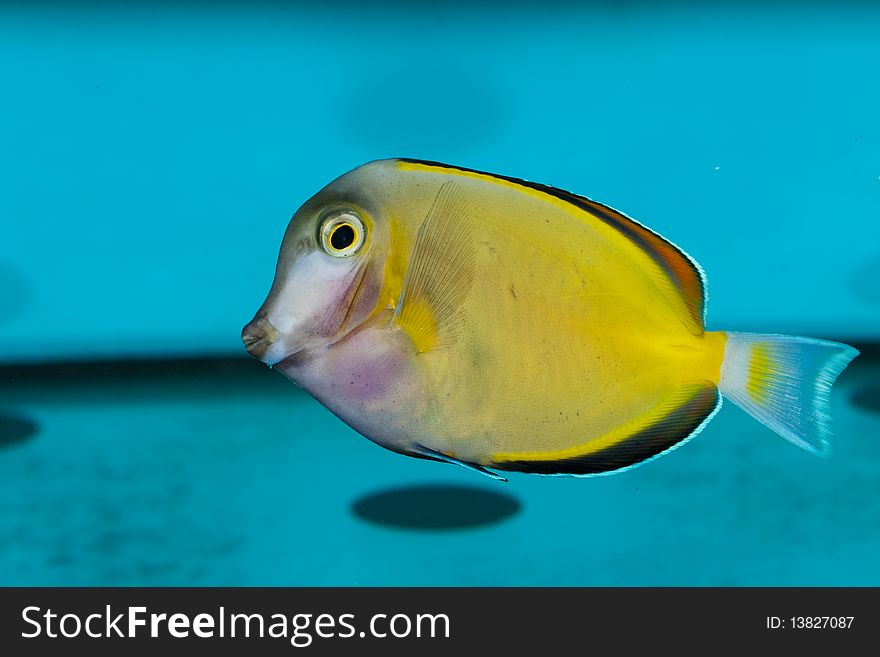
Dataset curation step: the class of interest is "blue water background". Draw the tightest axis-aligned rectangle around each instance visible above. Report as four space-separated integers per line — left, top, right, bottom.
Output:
1 2 880 360
1 3 879 585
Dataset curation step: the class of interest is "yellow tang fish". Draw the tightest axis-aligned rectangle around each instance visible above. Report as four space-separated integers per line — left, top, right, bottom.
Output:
242 159 859 481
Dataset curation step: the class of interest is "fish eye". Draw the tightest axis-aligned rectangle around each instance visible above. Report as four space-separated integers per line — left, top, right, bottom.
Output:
319 210 365 257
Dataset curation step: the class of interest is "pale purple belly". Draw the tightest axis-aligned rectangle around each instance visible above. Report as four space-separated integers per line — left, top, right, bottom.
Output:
277 325 428 454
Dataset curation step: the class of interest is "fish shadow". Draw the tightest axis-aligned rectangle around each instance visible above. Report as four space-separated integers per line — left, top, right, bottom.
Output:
351 484 521 531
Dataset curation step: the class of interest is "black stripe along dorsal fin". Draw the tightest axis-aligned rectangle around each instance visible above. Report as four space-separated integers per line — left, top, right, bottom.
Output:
396 158 707 335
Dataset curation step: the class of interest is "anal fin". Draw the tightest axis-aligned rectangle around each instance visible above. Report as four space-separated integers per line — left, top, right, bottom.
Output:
492 381 721 476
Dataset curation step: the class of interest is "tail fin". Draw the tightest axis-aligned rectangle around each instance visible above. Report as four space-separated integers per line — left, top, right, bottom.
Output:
718 332 859 457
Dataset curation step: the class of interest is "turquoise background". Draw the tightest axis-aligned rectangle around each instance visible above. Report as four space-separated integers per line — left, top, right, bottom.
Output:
1 2 879 362
1 3 879 587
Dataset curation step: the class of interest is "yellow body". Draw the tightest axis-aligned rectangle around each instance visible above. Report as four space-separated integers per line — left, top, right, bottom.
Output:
360 160 726 468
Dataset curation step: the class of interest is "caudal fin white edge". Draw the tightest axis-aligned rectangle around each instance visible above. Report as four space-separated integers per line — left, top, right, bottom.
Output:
718 332 859 458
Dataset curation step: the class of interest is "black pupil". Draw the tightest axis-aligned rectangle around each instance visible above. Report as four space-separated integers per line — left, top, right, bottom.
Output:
330 224 356 250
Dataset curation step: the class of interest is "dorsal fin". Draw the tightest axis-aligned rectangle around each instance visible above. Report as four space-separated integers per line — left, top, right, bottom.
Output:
397 158 708 335
561 192 707 335
394 180 476 353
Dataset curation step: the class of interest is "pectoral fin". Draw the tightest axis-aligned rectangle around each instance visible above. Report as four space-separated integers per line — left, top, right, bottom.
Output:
394 181 476 353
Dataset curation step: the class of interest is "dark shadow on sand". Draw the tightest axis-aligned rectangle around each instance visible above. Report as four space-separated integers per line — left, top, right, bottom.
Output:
351 484 521 531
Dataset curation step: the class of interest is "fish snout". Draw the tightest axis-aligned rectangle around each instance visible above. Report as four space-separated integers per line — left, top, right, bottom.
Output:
241 316 280 360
